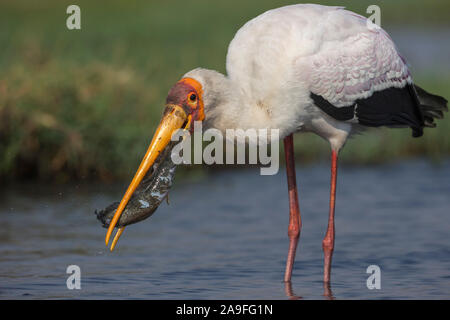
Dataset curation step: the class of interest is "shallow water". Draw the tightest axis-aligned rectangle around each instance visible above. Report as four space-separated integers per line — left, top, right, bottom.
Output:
1 159 449 299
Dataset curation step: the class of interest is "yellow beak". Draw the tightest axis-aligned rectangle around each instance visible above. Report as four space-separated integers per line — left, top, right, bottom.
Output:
105 104 190 250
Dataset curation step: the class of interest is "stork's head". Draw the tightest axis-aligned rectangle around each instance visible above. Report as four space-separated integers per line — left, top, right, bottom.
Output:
104 76 207 247
132 77 205 172
124 76 207 181
165 77 205 132
128 76 206 175
124 77 206 174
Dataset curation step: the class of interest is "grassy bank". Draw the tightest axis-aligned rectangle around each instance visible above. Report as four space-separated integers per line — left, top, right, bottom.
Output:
0 0 449 182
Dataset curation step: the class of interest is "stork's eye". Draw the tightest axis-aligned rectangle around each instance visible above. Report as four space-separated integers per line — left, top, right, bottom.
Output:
189 93 197 102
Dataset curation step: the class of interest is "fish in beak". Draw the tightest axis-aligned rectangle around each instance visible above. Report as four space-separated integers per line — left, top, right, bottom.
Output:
105 77 204 250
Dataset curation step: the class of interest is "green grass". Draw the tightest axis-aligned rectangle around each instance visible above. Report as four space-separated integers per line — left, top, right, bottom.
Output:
0 0 449 181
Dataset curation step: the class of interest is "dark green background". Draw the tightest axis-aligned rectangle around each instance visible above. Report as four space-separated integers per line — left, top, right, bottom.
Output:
0 0 449 182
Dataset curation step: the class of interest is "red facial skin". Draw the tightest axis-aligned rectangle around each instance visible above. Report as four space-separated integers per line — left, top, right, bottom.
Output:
166 78 204 132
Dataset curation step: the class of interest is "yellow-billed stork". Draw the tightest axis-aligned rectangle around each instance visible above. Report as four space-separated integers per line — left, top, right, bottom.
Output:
104 4 447 283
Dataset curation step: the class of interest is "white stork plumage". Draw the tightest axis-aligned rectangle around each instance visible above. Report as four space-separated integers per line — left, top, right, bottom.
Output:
104 4 448 284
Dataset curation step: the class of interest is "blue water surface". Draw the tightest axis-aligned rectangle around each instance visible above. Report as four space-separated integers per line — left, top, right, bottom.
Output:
1 159 449 299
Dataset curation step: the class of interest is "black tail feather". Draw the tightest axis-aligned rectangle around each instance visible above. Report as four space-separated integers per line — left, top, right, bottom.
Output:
414 84 448 129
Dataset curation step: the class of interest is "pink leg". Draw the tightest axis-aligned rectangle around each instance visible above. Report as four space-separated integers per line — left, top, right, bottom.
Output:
283 134 302 282
323 150 338 283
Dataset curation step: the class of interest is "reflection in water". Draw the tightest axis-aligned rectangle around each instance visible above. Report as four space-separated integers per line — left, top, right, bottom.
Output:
323 282 335 300
284 281 302 300
284 281 335 300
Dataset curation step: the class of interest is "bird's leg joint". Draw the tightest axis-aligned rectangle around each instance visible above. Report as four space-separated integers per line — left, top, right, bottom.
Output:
322 231 335 252
288 225 300 239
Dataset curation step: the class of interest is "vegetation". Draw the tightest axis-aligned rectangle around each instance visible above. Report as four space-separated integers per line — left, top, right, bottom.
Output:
0 0 449 182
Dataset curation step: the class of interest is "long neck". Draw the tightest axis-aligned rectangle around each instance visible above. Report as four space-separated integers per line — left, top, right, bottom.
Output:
202 73 271 133
184 68 276 133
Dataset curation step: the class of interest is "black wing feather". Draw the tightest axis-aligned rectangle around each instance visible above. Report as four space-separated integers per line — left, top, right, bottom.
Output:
311 84 425 137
